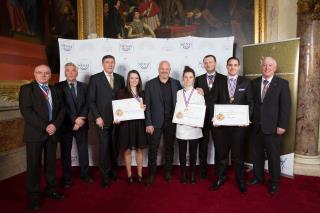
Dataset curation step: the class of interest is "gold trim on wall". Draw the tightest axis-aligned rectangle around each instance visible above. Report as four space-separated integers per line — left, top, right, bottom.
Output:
77 0 85 39
254 0 267 43
96 0 104 38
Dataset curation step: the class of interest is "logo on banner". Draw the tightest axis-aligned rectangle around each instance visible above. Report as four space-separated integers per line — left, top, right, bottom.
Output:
76 59 91 73
137 59 151 72
180 41 193 51
61 41 74 54
119 42 134 53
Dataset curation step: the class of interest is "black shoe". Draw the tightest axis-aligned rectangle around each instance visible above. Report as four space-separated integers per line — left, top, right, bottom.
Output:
239 183 247 194
28 199 40 211
128 176 134 184
137 176 143 184
101 179 110 188
210 177 228 191
44 191 64 200
200 170 207 180
61 178 71 189
190 171 196 184
80 175 93 183
146 175 155 186
248 178 264 185
164 171 172 182
268 184 279 195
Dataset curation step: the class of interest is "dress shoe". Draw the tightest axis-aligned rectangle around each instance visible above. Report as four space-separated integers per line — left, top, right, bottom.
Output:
239 183 247 194
44 191 64 200
101 179 110 188
80 175 93 183
137 176 143 184
164 171 172 182
268 184 279 195
146 175 155 186
61 178 71 189
28 199 40 211
248 178 264 185
190 171 196 184
210 177 228 191
128 176 135 184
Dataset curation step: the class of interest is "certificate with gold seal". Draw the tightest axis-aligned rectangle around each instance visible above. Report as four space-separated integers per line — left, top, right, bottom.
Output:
172 102 206 128
112 98 145 121
213 104 249 126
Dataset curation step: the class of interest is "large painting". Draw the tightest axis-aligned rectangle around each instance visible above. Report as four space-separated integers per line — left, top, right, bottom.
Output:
96 0 266 60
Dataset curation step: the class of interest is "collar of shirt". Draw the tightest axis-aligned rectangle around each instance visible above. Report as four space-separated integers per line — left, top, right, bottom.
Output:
104 71 114 79
206 71 216 78
183 87 194 93
159 77 170 85
262 75 273 84
228 75 238 80
67 81 77 88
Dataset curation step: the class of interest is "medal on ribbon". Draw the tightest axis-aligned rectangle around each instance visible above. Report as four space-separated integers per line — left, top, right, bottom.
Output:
183 88 194 112
131 90 144 109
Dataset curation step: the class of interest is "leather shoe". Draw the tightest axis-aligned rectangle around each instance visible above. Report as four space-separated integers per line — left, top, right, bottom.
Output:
164 171 172 182
61 178 71 189
44 191 64 200
239 183 247 194
211 177 228 191
81 175 93 183
128 176 134 184
137 176 143 184
268 184 279 195
146 175 155 186
101 179 110 188
248 178 264 185
28 199 40 211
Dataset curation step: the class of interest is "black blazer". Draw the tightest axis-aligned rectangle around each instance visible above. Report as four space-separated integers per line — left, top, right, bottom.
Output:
145 77 182 128
251 76 291 134
55 80 89 131
194 72 227 126
87 71 125 128
217 76 254 119
19 81 65 142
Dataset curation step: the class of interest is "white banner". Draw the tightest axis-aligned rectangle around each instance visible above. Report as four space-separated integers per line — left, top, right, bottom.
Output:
59 36 234 167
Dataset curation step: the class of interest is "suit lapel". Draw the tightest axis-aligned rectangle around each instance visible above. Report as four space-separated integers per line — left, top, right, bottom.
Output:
63 81 77 112
201 75 210 94
256 77 262 103
156 77 164 102
233 76 243 102
170 78 177 104
263 76 278 102
33 82 49 118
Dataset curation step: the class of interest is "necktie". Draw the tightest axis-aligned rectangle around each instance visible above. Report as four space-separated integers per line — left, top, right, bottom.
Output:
261 80 269 102
40 84 52 121
228 78 236 98
207 74 215 85
108 74 114 89
70 83 77 100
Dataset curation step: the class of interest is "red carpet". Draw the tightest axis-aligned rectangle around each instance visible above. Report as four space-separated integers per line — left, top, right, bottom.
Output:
1 164 320 213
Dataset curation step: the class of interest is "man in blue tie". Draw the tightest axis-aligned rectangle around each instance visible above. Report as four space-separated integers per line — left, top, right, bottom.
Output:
249 57 291 195
19 65 65 210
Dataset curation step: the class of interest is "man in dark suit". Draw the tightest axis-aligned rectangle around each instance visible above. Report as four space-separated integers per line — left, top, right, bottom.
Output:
19 65 65 211
145 60 182 184
55 62 93 189
87 55 125 188
194 55 226 179
211 57 253 193
249 57 291 195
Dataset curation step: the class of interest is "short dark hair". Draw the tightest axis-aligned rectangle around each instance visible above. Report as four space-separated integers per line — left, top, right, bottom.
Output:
183 66 195 78
226 56 240 65
102 55 115 63
203 55 216 62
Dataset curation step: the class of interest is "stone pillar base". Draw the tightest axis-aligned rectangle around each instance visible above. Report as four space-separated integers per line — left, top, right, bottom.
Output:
294 154 320 177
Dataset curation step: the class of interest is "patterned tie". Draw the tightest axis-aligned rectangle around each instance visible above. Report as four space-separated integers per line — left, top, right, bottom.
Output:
70 83 77 100
40 84 52 121
207 74 215 85
228 78 236 98
108 74 114 89
261 80 269 102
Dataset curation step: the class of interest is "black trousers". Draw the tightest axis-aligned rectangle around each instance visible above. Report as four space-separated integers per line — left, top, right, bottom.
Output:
96 126 118 180
177 139 199 171
60 127 89 179
148 117 176 176
26 137 57 199
214 126 247 183
251 127 281 185
199 123 215 172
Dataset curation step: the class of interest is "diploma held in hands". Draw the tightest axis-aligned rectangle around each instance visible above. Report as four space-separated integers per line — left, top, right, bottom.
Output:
172 102 206 128
112 98 145 121
213 104 249 126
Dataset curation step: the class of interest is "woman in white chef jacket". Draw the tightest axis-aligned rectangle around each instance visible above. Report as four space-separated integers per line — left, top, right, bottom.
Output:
175 66 205 184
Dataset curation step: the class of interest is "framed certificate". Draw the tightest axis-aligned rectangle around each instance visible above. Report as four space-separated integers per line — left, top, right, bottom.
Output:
112 98 145 121
213 104 249 126
172 102 206 128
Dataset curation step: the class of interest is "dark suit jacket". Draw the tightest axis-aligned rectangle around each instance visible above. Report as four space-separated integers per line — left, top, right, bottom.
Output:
217 76 254 119
19 81 65 142
145 77 182 128
251 76 291 134
55 80 89 131
87 71 125 128
194 72 227 127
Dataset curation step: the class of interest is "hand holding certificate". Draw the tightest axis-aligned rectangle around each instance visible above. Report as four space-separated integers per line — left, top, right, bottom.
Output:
112 98 145 121
213 104 249 126
172 102 206 128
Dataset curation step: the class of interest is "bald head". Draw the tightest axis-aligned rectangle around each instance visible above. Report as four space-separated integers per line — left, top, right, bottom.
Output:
34 64 51 84
158 60 171 81
260 57 277 79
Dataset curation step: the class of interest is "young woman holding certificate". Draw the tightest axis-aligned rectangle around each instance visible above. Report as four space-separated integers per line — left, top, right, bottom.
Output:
175 66 205 184
115 70 147 184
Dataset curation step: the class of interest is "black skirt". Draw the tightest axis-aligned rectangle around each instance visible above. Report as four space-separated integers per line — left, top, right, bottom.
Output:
117 119 147 150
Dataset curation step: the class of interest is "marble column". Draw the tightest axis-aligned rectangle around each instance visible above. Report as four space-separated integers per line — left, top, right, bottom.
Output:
84 0 97 38
295 0 320 176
